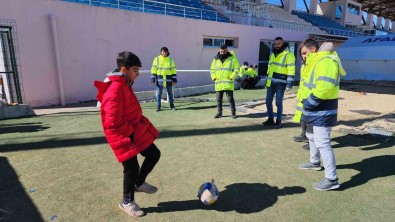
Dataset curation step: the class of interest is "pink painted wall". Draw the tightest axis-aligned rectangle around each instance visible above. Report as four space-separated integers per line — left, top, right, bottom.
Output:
0 0 308 106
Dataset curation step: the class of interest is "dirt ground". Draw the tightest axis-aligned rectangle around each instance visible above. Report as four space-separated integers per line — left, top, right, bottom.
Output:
249 81 395 138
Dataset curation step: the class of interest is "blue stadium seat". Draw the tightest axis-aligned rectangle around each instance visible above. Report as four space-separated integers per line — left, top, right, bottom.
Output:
292 10 359 37
62 0 229 23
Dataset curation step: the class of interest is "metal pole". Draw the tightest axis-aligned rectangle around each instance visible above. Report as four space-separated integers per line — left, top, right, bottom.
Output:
6 29 23 104
49 15 66 106
0 30 14 102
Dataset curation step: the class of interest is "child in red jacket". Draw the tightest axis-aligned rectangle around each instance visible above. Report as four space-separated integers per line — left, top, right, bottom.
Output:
94 52 161 217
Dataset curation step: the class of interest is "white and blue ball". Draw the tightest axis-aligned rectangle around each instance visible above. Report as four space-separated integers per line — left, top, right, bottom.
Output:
197 180 219 205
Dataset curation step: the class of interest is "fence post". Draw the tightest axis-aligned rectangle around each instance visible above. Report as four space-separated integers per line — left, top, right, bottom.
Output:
117 0 119 9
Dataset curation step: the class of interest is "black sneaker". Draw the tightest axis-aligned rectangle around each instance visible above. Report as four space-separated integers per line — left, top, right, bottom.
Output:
232 111 236 119
274 119 282 129
262 118 275 126
156 107 161 112
302 143 309 150
214 113 222 119
294 135 308 142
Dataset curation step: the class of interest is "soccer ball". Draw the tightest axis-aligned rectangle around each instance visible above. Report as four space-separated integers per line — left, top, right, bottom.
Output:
197 179 219 205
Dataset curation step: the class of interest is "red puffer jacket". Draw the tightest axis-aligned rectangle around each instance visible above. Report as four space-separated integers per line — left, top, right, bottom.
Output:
94 73 159 162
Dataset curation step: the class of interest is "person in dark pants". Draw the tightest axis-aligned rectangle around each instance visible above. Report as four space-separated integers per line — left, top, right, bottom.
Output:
263 37 296 128
94 51 161 218
293 47 308 149
210 44 240 119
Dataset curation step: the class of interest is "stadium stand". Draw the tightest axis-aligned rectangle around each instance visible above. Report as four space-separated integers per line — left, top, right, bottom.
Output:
292 10 363 37
63 0 366 37
63 0 230 22
225 1 327 34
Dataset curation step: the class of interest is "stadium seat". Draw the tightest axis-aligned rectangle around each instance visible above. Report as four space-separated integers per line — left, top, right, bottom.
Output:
61 0 229 23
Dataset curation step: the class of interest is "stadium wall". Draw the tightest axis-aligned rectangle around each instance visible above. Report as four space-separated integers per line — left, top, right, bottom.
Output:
0 0 308 107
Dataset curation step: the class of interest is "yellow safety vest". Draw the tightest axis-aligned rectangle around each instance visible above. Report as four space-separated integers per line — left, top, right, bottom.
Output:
151 55 176 86
266 50 295 87
238 66 249 77
293 64 306 122
210 55 240 91
293 51 346 123
247 68 256 77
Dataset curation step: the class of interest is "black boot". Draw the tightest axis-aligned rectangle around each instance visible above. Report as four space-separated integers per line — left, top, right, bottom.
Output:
262 118 275 126
156 106 161 112
214 112 222 119
275 118 282 129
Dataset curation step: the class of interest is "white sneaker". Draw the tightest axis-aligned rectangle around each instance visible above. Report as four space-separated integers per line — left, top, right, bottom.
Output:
135 182 158 194
119 200 145 217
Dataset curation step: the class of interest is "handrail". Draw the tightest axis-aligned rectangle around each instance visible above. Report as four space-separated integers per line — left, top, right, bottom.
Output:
65 0 372 37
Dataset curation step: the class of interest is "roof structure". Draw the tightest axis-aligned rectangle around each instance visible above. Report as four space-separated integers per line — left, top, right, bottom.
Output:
353 0 395 20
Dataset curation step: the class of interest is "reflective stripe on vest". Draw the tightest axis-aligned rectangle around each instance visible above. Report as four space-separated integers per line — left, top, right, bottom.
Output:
305 56 340 90
303 109 337 116
215 80 234 84
268 53 294 84
267 77 287 83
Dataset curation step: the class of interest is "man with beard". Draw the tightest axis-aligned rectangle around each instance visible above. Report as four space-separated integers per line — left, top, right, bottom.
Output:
210 44 240 119
263 37 295 128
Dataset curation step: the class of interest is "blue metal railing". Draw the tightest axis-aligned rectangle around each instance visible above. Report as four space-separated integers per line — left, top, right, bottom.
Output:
62 0 371 38
63 0 228 22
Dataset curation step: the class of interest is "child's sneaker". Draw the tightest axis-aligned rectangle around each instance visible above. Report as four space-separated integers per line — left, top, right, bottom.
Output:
135 182 158 194
119 200 145 217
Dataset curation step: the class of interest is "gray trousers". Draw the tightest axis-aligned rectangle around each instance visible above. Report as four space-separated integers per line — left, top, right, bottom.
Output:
306 125 337 180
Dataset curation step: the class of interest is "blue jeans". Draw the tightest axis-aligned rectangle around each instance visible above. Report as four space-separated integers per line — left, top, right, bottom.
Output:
156 82 174 108
265 84 285 120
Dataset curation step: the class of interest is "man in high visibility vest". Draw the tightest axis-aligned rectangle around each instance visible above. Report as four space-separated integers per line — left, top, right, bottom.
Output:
151 47 177 111
263 37 295 128
239 61 249 90
296 39 346 191
210 44 240 119
293 47 309 150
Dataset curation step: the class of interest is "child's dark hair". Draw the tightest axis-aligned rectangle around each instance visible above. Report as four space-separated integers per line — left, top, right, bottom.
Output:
117 51 142 70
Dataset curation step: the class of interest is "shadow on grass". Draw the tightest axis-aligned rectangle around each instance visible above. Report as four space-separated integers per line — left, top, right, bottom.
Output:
0 157 43 221
40 110 99 117
144 183 306 214
159 123 299 138
0 122 299 152
0 137 107 152
337 155 395 190
332 134 394 151
0 122 50 135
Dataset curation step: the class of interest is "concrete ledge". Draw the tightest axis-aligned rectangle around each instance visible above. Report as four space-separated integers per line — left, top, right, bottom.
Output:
0 104 36 120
